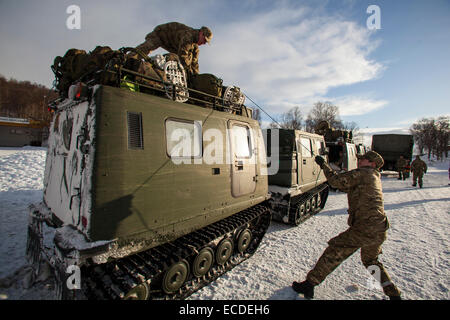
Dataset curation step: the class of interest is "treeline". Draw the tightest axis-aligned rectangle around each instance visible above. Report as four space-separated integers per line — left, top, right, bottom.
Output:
410 117 449 160
258 102 362 143
0 74 58 124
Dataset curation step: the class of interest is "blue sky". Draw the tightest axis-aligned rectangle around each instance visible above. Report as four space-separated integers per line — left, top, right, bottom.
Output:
0 0 449 133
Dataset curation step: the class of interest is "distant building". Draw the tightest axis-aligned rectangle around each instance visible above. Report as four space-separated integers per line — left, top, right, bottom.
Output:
0 117 47 147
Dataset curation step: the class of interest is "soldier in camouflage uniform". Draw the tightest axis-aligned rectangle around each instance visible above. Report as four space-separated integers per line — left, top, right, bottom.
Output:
292 151 401 300
396 155 408 180
410 155 427 188
133 22 212 76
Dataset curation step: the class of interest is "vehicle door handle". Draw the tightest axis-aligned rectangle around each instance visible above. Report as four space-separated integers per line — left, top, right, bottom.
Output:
303 159 306 165
235 161 244 170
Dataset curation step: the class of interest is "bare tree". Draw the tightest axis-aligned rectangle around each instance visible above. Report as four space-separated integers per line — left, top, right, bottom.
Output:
436 116 449 159
342 121 363 144
410 117 449 160
304 102 343 132
270 106 303 130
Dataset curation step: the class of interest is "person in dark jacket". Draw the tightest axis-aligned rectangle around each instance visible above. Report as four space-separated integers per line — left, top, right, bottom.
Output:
410 155 427 188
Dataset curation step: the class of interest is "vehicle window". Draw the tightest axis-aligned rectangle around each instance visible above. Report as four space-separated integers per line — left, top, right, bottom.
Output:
166 119 202 157
299 137 312 158
232 124 252 158
315 140 323 155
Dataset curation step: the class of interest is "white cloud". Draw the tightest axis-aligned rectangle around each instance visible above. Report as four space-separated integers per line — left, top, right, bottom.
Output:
201 5 384 116
0 1 385 117
326 96 388 116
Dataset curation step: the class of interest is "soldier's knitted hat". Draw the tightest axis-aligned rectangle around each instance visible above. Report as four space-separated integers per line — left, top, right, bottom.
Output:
200 26 213 43
358 150 384 169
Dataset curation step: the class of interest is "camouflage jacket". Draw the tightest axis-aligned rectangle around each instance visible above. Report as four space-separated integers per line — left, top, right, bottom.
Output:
323 163 389 232
396 157 408 169
411 159 427 174
152 22 200 74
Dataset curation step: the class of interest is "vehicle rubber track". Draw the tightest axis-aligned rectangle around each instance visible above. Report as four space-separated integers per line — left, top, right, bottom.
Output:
288 184 329 225
76 203 271 300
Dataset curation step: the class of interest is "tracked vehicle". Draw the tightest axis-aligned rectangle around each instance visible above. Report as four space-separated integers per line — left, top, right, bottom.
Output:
263 129 329 226
314 121 358 173
371 134 414 171
26 50 271 299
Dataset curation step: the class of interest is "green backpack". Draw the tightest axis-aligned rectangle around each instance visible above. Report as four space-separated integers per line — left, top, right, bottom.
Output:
51 46 122 97
189 73 223 98
52 48 88 96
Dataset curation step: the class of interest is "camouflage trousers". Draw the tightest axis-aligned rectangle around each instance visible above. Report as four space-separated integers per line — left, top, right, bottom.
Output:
412 173 424 186
306 226 401 297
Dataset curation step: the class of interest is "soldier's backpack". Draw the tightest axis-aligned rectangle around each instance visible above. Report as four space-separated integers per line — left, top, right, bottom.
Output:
52 48 88 96
122 58 166 93
52 46 123 97
189 73 223 97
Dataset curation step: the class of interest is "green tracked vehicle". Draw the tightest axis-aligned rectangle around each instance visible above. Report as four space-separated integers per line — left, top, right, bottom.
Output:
371 134 414 171
26 56 271 299
263 128 330 226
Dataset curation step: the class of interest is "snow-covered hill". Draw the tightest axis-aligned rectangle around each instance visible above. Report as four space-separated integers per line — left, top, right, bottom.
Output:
0 147 448 300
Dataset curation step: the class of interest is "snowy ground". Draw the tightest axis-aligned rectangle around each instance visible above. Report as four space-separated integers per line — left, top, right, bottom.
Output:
0 147 449 300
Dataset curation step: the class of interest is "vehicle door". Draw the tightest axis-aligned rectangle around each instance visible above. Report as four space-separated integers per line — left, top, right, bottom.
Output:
297 136 314 185
346 143 358 171
229 121 257 197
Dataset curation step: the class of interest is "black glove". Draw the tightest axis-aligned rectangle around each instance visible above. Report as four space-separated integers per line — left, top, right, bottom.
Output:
315 155 325 168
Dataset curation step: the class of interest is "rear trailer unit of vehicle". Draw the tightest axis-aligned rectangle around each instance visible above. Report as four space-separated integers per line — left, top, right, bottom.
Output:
262 128 329 226
371 134 414 171
27 83 272 300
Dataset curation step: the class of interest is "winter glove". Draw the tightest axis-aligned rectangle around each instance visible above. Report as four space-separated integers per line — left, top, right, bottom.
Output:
315 156 325 168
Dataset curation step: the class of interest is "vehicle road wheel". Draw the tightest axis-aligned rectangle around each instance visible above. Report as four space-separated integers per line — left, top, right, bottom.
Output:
124 282 150 300
192 247 214 277
294 204 306 226
316 193 322 208
310 196 317 213
305 199 311 214
216 238 234 265
162 260 190 294
237 229 252 253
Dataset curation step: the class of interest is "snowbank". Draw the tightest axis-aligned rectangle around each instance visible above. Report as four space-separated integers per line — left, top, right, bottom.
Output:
0 147 448 300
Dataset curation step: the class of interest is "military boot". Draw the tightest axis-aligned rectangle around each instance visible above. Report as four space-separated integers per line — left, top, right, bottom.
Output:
292 280 315 299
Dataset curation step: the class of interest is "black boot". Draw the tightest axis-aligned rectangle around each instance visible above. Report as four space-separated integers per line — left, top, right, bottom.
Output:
292 280 315 299
389 295 402 300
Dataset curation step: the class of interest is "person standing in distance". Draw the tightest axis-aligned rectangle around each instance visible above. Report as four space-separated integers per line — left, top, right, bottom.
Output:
292 151 401 300
410 155 427 188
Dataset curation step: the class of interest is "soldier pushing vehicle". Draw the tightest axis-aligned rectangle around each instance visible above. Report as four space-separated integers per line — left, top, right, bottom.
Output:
292 151 402 300
411 155 427 188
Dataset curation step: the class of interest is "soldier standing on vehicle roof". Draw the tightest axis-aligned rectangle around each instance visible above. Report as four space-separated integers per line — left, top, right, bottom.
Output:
132 22 212 77
292 151 402 300
396 155 408 180
411 155 427 188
